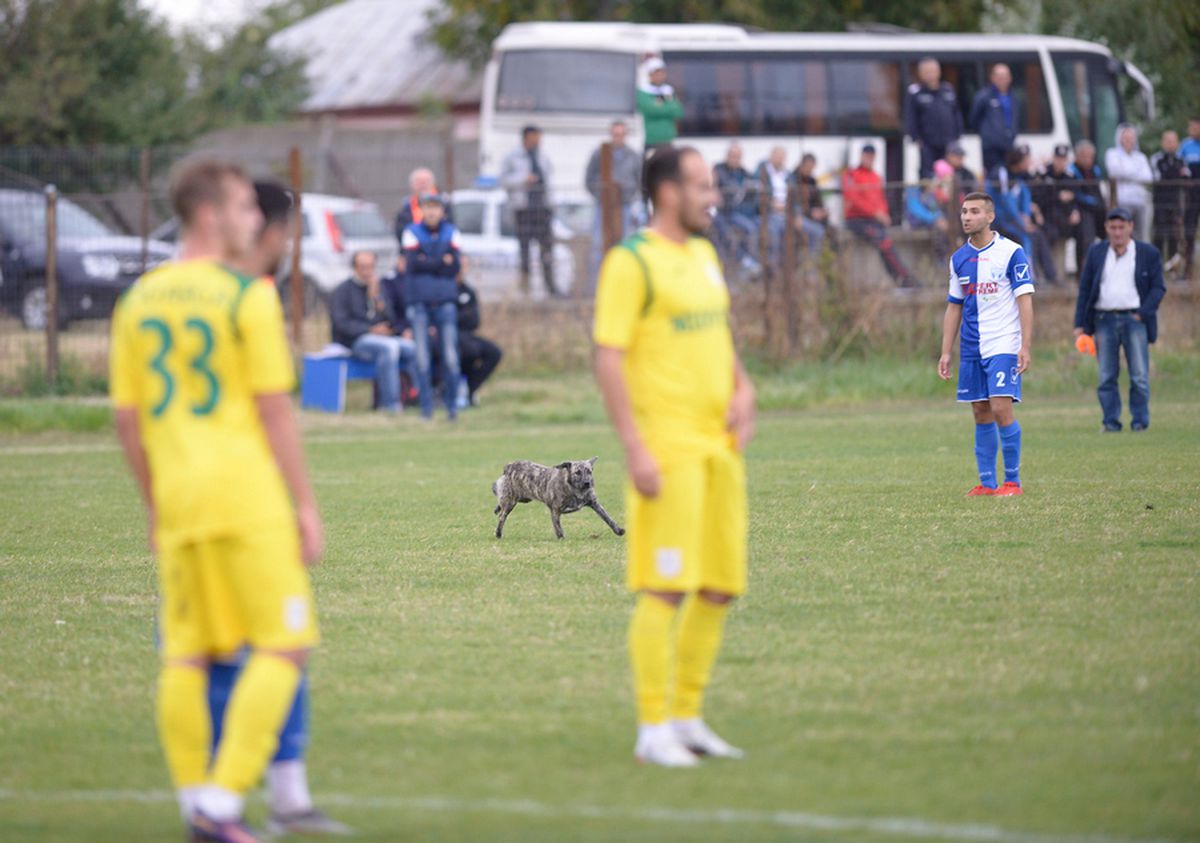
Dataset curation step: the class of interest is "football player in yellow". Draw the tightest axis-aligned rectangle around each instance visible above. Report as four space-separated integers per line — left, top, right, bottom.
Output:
593 146 756 768
111 160 323 842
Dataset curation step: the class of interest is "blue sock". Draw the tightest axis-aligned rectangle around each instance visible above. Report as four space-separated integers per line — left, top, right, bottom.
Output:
998 420 1022 485
208 658 308 762
974 422 1000 488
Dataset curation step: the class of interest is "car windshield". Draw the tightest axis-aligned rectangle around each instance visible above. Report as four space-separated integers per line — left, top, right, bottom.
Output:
0 193 113 244
333 209 390 239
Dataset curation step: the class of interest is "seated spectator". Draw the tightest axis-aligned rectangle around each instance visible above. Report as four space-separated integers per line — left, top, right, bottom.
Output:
1150 129 1191 275
756 146 796 265
394 167 454 250
380 256 421 407
329 251 416 414
792 153 830 255
1033 144 1082 275
454 277 502 406
943 142 979 202
987 147 1058 284
712 143 762 274
904 163 952 265
1068 140 1106 271
841 144 913 287
1105 124 1154 240
402 193 462 421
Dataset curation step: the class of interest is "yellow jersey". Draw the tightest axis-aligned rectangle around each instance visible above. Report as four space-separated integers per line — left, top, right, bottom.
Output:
109 260 296 548
593 229 735 463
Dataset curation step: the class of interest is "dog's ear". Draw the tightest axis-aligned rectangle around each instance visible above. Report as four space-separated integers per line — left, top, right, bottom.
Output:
588 456 598 466
555 461 572 470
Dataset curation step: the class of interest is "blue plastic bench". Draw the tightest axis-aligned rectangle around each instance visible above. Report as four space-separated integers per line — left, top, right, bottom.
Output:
300 350 377 413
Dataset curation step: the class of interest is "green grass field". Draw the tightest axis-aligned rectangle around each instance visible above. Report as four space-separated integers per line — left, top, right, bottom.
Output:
1 370 1198 842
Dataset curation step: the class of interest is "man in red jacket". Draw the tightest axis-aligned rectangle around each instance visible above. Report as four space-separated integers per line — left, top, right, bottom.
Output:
841 145 914 287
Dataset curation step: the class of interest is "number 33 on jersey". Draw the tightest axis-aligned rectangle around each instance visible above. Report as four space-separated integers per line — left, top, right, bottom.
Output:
109 260 297 548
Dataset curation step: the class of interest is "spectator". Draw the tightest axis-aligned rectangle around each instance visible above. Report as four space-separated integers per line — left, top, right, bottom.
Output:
402 193 463 420
841 144 913 287
756 146 794 264
1150 129 1191 277
1068 140 1106 271
1032 144 1082 276
500 125 559 296
585 120 642 285
904 57 964 179
712 143 762 274
792 153 831 255
1073 208 1166 432
636 57 683 154
987 147 1058 285
943 141 979 200
970 63 1017 175
1181 117 1200 278
454 277 502 406
329 251 413 414
904 163 952 265
379 256 422 408
394 167 454 248
1105 124 1154 240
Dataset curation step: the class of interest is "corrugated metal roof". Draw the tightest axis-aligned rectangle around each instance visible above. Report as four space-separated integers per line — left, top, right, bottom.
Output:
269 0 481 113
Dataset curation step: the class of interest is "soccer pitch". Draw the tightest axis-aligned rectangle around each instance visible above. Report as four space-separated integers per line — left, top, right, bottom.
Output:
1 389 1197 842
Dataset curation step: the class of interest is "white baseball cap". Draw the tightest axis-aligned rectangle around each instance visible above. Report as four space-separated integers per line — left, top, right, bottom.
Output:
643 57 665 74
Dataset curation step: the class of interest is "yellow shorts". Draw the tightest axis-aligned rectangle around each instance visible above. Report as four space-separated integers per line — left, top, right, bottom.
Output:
158 526 319 660
626 447 748 595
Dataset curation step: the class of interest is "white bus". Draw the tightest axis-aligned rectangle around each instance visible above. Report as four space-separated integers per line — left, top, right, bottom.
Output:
479 22 1154 193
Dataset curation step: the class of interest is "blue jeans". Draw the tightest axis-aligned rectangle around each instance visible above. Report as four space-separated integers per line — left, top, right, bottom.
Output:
407 301 460 419
1094 311 1150 430
713 211 760 266
352 333 413 412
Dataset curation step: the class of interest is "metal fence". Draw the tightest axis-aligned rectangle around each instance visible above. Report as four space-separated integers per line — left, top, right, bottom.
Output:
1 142 1197 395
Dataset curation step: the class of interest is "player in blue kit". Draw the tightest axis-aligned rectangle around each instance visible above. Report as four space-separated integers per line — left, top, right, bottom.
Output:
938 192 1034 497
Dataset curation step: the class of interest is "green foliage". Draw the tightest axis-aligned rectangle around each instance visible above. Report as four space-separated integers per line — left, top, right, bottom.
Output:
1033 0 1200 134
428 0 986 68
0 0 333 147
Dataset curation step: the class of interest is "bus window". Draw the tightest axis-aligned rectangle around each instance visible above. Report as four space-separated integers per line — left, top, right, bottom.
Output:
749 57 829 135
667 57 752 136
1090 60 1122 150
497 50 636 114
1052 52 1123 149
829 59 902 134
1053 55 1090 143
980 55 1052 134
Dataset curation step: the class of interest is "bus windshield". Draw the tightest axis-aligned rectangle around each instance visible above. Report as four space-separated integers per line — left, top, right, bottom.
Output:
497 49 637 114
1052 52 1123 150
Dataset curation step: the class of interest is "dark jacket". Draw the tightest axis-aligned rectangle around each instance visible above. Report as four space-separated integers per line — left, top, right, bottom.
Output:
394 194 454 245
455 281 481 333
969 85 1017 153
792 172 825 218
379 271 412 334
1067 162 1106 225
330 278 396 348
1074 240 1166 343
1032 164 1079 231
402 220 462 306
903 82 963 148
713 162 760 218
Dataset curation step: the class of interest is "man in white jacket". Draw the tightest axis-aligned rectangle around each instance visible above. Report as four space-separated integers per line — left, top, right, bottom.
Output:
1105 124 1154 240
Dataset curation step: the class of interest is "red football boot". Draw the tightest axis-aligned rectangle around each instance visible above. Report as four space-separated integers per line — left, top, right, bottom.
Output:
994 482 1023 497
966 485 996 496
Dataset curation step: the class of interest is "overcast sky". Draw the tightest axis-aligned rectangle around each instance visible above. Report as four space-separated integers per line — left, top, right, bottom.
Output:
141 0 269 32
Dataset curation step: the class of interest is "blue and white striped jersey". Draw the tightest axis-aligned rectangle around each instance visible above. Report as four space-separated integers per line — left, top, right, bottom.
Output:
948 232 1034 360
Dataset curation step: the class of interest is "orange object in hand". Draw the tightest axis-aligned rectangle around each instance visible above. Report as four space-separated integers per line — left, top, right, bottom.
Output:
1075 334 1096 356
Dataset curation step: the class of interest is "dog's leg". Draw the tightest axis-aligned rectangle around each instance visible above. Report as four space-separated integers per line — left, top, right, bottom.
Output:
589 500 625 536
549 508 565 540
496 501 517 539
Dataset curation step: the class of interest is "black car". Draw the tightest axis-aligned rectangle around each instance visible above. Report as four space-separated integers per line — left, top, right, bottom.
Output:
0 189 173 330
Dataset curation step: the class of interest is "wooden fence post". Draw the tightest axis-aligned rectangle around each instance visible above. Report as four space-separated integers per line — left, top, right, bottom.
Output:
44 185 59 389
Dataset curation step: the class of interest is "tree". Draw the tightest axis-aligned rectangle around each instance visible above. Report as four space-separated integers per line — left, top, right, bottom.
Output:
428 0 987 69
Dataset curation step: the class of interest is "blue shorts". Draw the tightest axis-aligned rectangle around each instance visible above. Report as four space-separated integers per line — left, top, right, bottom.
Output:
957 354 1022 403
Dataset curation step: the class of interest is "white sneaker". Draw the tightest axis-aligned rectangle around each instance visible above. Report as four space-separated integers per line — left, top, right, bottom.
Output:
672 718 745 759
634 724 700 768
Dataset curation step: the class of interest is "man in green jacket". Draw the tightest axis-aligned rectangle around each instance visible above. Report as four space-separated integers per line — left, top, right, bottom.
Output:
637 57 683 154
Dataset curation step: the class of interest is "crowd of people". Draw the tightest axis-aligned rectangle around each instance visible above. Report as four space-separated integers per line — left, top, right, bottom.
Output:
331 179 502 419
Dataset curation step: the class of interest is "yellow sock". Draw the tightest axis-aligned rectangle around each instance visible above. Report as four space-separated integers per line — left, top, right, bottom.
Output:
672 596 730 720
628 594 678 725
157 663 212 788
209 653 302 795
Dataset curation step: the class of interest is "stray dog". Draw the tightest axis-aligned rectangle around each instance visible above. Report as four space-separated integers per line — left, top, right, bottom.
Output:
492 457 624 540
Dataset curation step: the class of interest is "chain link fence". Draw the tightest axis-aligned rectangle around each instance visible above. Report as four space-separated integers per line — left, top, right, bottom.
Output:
1 141 1196 396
